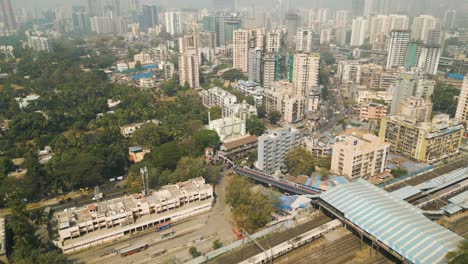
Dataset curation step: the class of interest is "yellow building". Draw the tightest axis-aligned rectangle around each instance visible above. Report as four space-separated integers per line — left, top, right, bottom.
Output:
379 114 464 163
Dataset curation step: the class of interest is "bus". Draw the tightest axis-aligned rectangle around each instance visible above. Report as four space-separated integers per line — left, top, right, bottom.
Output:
120 244 148 258
156 221 171 232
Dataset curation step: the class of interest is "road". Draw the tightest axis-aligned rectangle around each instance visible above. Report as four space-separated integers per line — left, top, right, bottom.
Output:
209 213 332 264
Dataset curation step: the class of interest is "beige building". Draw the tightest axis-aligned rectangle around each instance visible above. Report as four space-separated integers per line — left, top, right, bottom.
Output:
398 96 432 122
358 103 388 121
331 134 390 179
264 81 306 124
455 76 468 121
179 49 199 88
56 177 213 253
233 29 249 73
379 114 464 163
265 29 282 53
292 53 320 97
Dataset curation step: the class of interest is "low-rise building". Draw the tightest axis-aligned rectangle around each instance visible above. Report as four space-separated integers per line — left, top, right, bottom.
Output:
379 114 464 163
116 63 128 72
331 134 390 179
56 177 213 254
397 96 432 122
358 103 388 121
219 135 258 159
234 80 264 105
256 128 301 174
356 89 393 104
201 87 237 111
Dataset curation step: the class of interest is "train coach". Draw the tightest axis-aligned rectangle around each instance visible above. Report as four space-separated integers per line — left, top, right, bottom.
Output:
239 219 343 264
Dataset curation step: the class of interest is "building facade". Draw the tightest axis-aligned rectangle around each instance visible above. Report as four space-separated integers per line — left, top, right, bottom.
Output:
233 29 249 73
331 134 390 179
179 49 200 88
455 76 468 121
292 53 320 97
379 114 464 163
386 30 410 69
256 128 301 174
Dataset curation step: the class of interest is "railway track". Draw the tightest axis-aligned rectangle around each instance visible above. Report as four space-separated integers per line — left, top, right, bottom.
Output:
281 233 361 264
210 214 331 264
450 216 468 238
385 160 467 192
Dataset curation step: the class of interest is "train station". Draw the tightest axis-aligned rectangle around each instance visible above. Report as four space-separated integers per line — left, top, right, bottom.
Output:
319 179 464 264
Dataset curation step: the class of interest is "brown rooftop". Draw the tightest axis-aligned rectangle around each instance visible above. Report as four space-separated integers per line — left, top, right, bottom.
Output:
221 135 257 150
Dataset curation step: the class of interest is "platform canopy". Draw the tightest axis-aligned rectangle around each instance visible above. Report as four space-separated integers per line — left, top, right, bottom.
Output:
320 180 463 264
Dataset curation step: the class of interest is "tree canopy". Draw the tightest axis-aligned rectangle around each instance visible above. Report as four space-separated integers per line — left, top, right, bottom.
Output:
285 147 315 176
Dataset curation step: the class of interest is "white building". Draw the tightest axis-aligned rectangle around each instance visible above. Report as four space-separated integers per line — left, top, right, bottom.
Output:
28 36 54 52
411 15 439 44
233 29 249 73
296 29 313 53
165 11 183 35
201 87 237 110
335 10 350 27
320 28 332 45
208 116 247 143
256 128 301 174
386 30 410 69
116 63 128 72
179 49 199 88
350 17 367 47
390 72 435 114
417 45 441 75
90 16 113 34
455 75 468 122
337 60 361 85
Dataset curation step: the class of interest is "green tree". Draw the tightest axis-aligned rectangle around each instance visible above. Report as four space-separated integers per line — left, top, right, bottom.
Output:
226 176 278 232
131 123 161 148
209 106 222 120
256 104 266 118
192 129 220 155
268 111 282 125
150 142 184 170
285 147 315 176
222 69 247 81
431 82 460 116
189 246 201 258
246 116 265 136
172 156 219 183
390 167 408 178
212 239 223 250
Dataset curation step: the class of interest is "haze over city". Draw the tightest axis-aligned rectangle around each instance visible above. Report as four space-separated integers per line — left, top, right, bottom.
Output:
0 0 467 263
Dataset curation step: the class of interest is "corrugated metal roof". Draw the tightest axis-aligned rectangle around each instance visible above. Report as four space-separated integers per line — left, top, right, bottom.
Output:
415 167 468 191
448 191 468 209
390 186 421 200
441 203 463 215
320 180 463 264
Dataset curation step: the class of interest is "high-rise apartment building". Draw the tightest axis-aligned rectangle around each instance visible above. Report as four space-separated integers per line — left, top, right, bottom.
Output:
411 15 440 44
296 29 313 53
265 30 282 53
388 14 409 31
331 134 390 179
386 30 410 69
248 28 265 49
350 17 367 47
141 5 158 33
28 36 54 53
88 0 105 17
165 12 183 35
292 53 320 97
233 29 249 73
379 114 464 163
262 53 278 89
390 72 435 114
335 10 350 27
416 45 441 75
90 16 114 34
72 11 91 33
0 0 16 35
444 10 457 29
256 128 301 174
224 16 242 44
455 76 468 121
352 0 364 17
285 13 300 46
179 49 200 88
248 48 262 83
